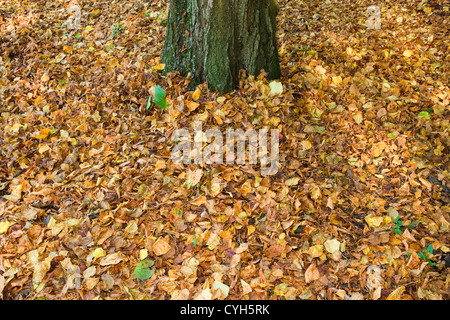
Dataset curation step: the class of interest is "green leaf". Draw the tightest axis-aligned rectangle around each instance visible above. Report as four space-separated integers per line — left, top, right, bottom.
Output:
146 96 152 110
314 126 325 133
193 234 198 248
407 221 420 229
133 259 155 280
153 85 168 109
418 111 430 120
184 178 192 188
426 244 433 254
393 227 402 235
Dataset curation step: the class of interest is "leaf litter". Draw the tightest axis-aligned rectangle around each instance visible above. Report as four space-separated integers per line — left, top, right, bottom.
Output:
0 0 449 300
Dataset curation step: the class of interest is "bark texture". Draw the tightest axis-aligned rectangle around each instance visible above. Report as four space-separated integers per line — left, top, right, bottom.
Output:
162 0 281 93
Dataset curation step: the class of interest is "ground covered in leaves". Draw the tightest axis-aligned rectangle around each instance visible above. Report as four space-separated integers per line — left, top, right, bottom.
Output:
0 0 449 300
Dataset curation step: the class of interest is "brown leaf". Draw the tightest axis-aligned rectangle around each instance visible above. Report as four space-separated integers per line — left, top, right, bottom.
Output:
152 237 172 256
99 252 123 266
305 263 320 283
264 244 284 258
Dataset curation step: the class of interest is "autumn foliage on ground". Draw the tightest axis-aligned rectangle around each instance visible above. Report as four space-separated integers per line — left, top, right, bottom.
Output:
0 0 449 300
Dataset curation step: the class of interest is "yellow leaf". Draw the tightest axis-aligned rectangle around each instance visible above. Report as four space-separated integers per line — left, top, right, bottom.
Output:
53 53 66 64
41 73 50 82
285 176 300 186
38 143 50 154
269 81 283 96
10 184 23 199
386 286 405 300
307 244 323 258
353 112 363 124
92 248 106 259
365 214 384 228
85 25 93 32
331 76 342 86
153 63 165 70
440 246 450 253
0 221 11 234
403 50 413 58
270 116 281 127
301 140 312 150
206 233 220 250
35 128 51 139
139 249 148 260
11 123 23 133
423 7 432 14
33 262 50 288
195 288 212 300
192 87 202 101
247 225 256 236
60 129 69 138
324 239 341 254
212 280 230 299
124 220 138 235
209 178 222 197
310 184 321 200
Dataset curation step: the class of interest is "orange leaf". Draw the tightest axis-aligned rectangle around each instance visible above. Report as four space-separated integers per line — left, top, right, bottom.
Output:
192 87 202 101
265 244 284 258
35 128 51 139
190 195 206 206
305 263 320 283
152 237 171 256
187 101 200 112
386 286 405 300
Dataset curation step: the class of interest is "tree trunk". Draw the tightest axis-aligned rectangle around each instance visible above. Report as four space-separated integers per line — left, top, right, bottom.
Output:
162 0 281 93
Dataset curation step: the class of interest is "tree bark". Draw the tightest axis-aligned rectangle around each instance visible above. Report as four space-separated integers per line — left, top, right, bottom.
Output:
162 0 281 93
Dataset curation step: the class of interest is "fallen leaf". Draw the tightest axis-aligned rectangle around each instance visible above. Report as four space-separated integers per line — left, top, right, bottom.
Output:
152 237 171 256
403 50 413 57
324 239 341 254
269 81 283 96
0 221 11 234
99 252 123 266
386 286 405 300
305 263 320 283
192 87 202 101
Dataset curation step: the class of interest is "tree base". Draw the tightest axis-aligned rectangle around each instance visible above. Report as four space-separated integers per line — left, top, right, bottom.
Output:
162 0 281 93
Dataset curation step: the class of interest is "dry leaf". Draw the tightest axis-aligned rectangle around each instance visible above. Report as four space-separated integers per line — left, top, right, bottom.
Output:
305 263 320 283
99 252 123 266
386 286 405 300
152 237 172 256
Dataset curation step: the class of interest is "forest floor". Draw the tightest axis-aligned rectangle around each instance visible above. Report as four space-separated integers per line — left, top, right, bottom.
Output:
0 0 449 300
